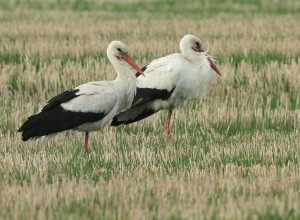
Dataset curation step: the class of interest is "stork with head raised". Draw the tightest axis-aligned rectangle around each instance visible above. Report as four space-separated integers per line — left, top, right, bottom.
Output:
18 41 145 154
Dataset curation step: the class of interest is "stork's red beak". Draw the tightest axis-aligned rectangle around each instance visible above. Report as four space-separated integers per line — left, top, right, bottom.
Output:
195 48 221 77
122 54 145 77
208 57 221 76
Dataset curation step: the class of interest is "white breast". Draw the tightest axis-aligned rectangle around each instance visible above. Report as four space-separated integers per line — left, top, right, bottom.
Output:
175 57 213 101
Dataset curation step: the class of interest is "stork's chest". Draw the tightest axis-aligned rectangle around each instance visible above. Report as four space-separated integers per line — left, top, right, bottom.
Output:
116 80 137 112
173 63 213 100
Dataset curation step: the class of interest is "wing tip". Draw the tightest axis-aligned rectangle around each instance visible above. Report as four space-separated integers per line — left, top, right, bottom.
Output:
111 118 123 126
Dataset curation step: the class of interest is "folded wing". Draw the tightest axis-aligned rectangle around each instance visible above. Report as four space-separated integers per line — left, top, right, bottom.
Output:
19 82 117 141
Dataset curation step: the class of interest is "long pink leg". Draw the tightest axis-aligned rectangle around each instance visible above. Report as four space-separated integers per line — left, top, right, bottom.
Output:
164 110 173 136
84 132 89 155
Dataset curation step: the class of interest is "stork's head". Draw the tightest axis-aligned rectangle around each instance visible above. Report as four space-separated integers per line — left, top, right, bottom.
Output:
107 41 129 59
107 41 145 76
180 34 221 76
180 34 204 53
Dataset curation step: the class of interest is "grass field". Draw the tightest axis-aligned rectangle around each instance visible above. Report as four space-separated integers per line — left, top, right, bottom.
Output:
1 0 300 219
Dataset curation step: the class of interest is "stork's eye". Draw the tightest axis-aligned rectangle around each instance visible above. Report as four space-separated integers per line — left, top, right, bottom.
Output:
117 48 122 52
195 42 200 48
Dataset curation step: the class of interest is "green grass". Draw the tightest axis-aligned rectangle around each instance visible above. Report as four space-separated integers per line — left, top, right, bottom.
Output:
222 51 297 69
0 50 107 68
1 0 300 16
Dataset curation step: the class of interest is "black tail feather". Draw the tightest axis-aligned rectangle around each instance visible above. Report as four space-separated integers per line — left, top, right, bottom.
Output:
18 89 106 141
111 109 156 126
18 106 105 141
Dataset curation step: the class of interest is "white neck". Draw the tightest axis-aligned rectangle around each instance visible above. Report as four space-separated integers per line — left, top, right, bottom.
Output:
109 55 137 111
181 48 207 64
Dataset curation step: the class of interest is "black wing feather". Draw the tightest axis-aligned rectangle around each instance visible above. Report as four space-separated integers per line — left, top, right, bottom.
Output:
18 89 105 141
112 62 176 126
41 89 79 111
132 86 175 107
111 87 176 126
111 109 155 126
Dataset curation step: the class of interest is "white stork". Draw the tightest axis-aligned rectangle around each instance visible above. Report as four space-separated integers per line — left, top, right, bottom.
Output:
111 34 221 135
18 41 145 154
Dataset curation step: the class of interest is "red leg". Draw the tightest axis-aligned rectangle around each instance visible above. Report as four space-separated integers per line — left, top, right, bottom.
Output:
164 110 172 136
84 132 89 155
